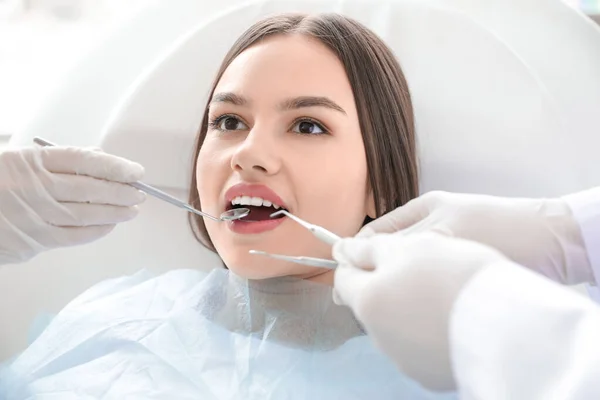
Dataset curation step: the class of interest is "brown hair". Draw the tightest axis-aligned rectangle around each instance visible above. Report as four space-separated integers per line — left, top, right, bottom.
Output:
189 13 418 251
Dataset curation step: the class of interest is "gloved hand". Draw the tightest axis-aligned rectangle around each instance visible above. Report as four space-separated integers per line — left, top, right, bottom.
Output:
359 191 593 285
332 232 511 391
0 146 145 265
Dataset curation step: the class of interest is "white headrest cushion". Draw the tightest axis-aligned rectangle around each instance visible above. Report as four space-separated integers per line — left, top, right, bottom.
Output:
101 0 600 197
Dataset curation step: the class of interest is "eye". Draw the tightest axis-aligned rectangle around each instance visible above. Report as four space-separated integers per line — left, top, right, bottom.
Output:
209 115 248 131
290 119 328 135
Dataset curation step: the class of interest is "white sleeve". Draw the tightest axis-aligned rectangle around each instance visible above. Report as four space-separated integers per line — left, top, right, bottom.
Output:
563 187 600 300
450 262 600 400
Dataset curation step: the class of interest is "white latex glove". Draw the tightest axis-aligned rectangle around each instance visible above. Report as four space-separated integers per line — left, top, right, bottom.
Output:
0 146 145 265
359 191 593 285
332 232 510 391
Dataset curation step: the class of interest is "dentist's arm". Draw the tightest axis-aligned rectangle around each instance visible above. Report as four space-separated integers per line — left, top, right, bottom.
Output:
358 189 600 286
333 233 600 398
0 146 145 265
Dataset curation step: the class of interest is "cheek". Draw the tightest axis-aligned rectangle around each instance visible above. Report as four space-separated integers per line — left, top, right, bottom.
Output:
196 144 228 212
301 143 369 236
195 147 227 255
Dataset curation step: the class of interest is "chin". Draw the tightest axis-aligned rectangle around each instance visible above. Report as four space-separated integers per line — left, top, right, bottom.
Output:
221 253 321 280
208 222 335 280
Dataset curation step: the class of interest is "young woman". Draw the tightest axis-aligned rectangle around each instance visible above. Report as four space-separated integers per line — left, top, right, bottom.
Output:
189 12 418 285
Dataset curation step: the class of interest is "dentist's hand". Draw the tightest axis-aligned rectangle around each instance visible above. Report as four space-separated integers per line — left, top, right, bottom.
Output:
0 146 145 265
333 232 510 391
359 191 592 285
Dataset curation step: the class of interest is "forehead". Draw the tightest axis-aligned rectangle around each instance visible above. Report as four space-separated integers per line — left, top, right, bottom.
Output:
214 34 355 107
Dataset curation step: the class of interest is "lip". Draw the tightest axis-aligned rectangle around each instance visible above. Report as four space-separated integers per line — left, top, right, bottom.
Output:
228 218 286 234
223 183 289 235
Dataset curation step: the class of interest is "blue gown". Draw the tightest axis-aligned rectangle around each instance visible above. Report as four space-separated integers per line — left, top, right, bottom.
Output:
0 268 458 399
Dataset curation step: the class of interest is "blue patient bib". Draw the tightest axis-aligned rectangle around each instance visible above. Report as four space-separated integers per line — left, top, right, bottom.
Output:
1 268 457 399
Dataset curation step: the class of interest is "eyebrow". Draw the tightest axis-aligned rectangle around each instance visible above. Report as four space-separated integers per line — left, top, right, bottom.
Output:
279 96 346 115
210 92 247 106
210 92 346 115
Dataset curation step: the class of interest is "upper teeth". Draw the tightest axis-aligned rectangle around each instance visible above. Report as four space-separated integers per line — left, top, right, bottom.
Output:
231 196 281 209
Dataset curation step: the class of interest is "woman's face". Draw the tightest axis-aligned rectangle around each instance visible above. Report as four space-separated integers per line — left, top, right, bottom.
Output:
197 34 374 282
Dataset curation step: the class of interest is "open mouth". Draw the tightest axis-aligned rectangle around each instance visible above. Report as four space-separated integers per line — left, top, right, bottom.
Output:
227 196 289 222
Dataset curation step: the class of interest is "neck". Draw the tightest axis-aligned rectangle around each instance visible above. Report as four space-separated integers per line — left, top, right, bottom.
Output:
216 269 363 349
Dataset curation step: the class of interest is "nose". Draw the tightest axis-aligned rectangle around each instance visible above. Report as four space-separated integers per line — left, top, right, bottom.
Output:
230 128 282 178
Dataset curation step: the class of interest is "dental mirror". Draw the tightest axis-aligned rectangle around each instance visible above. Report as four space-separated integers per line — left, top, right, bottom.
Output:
214 207 250 221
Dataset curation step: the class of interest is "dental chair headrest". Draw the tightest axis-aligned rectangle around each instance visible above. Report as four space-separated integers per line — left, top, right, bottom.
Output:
99 0 600 197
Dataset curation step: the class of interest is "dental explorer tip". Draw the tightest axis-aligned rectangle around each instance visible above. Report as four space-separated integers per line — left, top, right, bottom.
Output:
269 210 287 218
